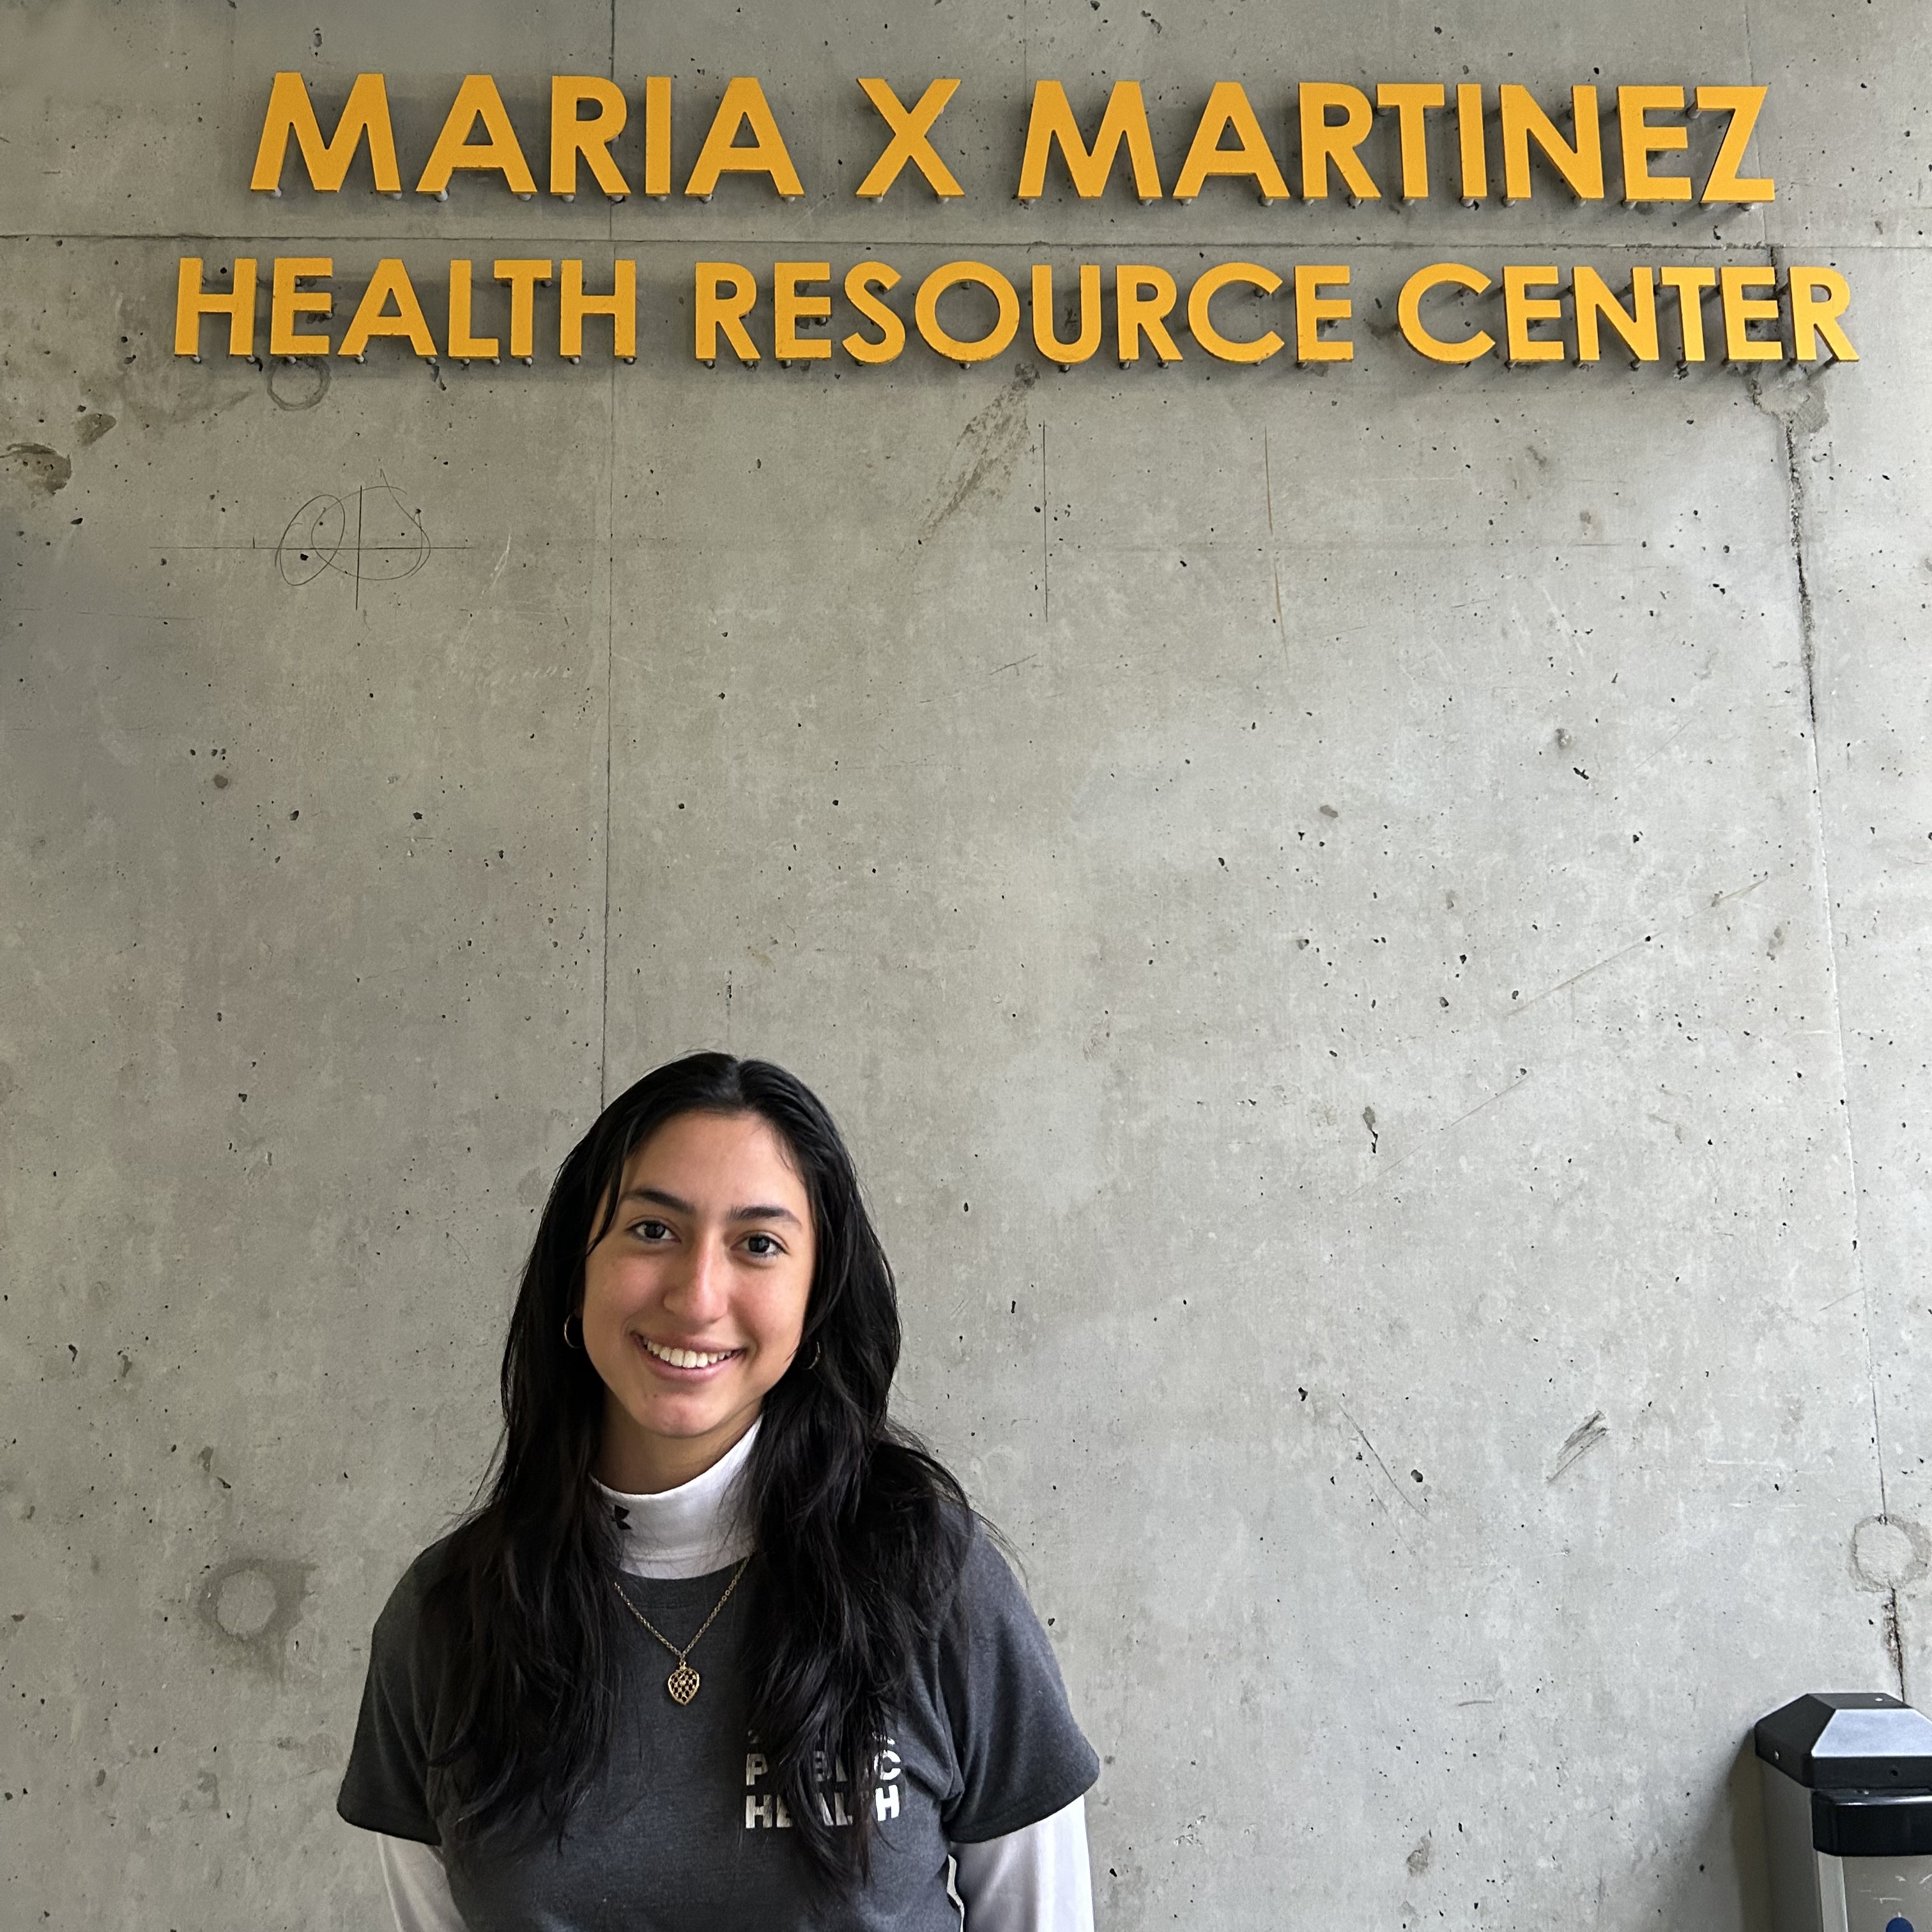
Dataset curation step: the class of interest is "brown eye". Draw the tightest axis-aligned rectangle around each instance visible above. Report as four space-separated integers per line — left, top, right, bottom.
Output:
743 1232 782 1258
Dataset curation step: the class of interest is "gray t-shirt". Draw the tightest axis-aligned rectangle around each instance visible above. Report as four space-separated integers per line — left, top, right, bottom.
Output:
337 1522 1098 1930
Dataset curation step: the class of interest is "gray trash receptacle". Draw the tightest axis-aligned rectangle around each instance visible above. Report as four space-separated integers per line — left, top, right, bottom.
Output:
1758 1692 1932 1932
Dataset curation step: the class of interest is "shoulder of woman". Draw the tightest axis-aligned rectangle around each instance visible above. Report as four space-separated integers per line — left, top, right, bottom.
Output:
368 1528 468 1648
944 1513 1032 1623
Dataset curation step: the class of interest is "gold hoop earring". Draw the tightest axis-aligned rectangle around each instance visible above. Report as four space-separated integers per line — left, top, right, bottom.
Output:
809 1340 822 1371
563 1313 584 1350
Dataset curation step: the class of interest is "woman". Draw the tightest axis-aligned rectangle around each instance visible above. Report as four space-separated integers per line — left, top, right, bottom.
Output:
337 1052 1099 1930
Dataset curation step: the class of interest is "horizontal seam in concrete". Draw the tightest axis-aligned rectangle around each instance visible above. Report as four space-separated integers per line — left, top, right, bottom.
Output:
10 231 1890 250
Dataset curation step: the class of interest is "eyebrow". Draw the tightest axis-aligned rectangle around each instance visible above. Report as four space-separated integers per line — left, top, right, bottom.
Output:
617 1186 803 1229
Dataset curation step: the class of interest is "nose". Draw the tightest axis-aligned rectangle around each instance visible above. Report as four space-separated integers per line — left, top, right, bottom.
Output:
663 1230 730 1326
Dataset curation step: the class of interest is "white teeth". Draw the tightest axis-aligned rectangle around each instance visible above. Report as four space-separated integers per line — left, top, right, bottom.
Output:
643 1339 735 1370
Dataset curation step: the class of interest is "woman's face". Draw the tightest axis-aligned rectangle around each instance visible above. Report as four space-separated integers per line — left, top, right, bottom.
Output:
579 1108 816 1494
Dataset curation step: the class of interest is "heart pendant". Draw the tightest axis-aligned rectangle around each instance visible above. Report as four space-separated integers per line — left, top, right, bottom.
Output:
667 1662 701 1705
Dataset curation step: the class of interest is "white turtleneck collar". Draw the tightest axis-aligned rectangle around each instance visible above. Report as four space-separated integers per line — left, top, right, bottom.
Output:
592 1418 760 1579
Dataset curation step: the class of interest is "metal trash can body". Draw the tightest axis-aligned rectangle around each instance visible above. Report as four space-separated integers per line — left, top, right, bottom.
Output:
1757 1692 1932 1932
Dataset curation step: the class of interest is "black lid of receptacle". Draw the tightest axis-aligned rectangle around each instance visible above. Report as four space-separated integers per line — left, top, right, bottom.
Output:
1755 1693 1932 1789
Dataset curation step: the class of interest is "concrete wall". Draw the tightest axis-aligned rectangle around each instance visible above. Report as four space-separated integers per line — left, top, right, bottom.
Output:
3 3 1927 1926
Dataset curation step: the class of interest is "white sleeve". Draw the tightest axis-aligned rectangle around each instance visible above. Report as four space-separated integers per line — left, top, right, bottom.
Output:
951 1794 1095 1932
376 1834 470 1932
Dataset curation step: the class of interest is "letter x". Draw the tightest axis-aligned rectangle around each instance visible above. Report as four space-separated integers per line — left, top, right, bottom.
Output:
854 78 964 198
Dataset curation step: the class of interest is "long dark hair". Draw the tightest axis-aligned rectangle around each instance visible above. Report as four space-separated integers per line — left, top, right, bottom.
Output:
420 1052 972 1887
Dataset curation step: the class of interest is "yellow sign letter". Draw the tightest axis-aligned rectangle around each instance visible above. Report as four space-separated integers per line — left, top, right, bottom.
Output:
339 258 437 358
174 257 258 358
1017 81 1163 201
417 75 539 197
686 79 804 199
551 77 631 199
1299 84 1379 201
695 261 760 362
855 79 964 198
1174 83 1289 203
1398 262 1494 364
1186 261 1284 364
250 73 400 194
916 261 1020 362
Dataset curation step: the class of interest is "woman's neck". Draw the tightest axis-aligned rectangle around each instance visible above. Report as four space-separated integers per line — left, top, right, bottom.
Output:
593 1415 760 1579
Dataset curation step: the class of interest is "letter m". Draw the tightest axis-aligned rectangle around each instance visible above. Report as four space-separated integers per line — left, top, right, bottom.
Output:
251 72 401 194
1017 80 1163 201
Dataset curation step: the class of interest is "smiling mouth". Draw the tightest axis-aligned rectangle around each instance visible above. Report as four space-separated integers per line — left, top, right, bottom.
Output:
636 1337 743 1372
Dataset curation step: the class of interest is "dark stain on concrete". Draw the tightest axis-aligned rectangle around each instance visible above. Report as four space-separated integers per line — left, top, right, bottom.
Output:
4 443 72 496
1851 1514 1931 1593
267 358 330 411
74 411 116 448
273 1729 342 1774
1751 364 1829 440
919 363 1038 540
197 1556 313 1675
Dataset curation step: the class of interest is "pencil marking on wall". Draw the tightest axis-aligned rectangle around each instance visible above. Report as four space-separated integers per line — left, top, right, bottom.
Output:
1547 1410 1607 1483
1710 873 1770 908
277 482 430 599
1263 428 1283 638
1348 1068 1533 1195
1040 420 1049 620
1342 1406 1428 1516
1506 933 1654 1016
1627 714 1696 779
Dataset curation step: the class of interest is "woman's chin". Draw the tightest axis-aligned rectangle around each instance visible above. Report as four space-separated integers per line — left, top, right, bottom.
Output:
610 1381 760 1452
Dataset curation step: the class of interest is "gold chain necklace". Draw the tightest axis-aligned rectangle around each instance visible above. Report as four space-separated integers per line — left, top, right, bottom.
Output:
611 1556 751 1706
